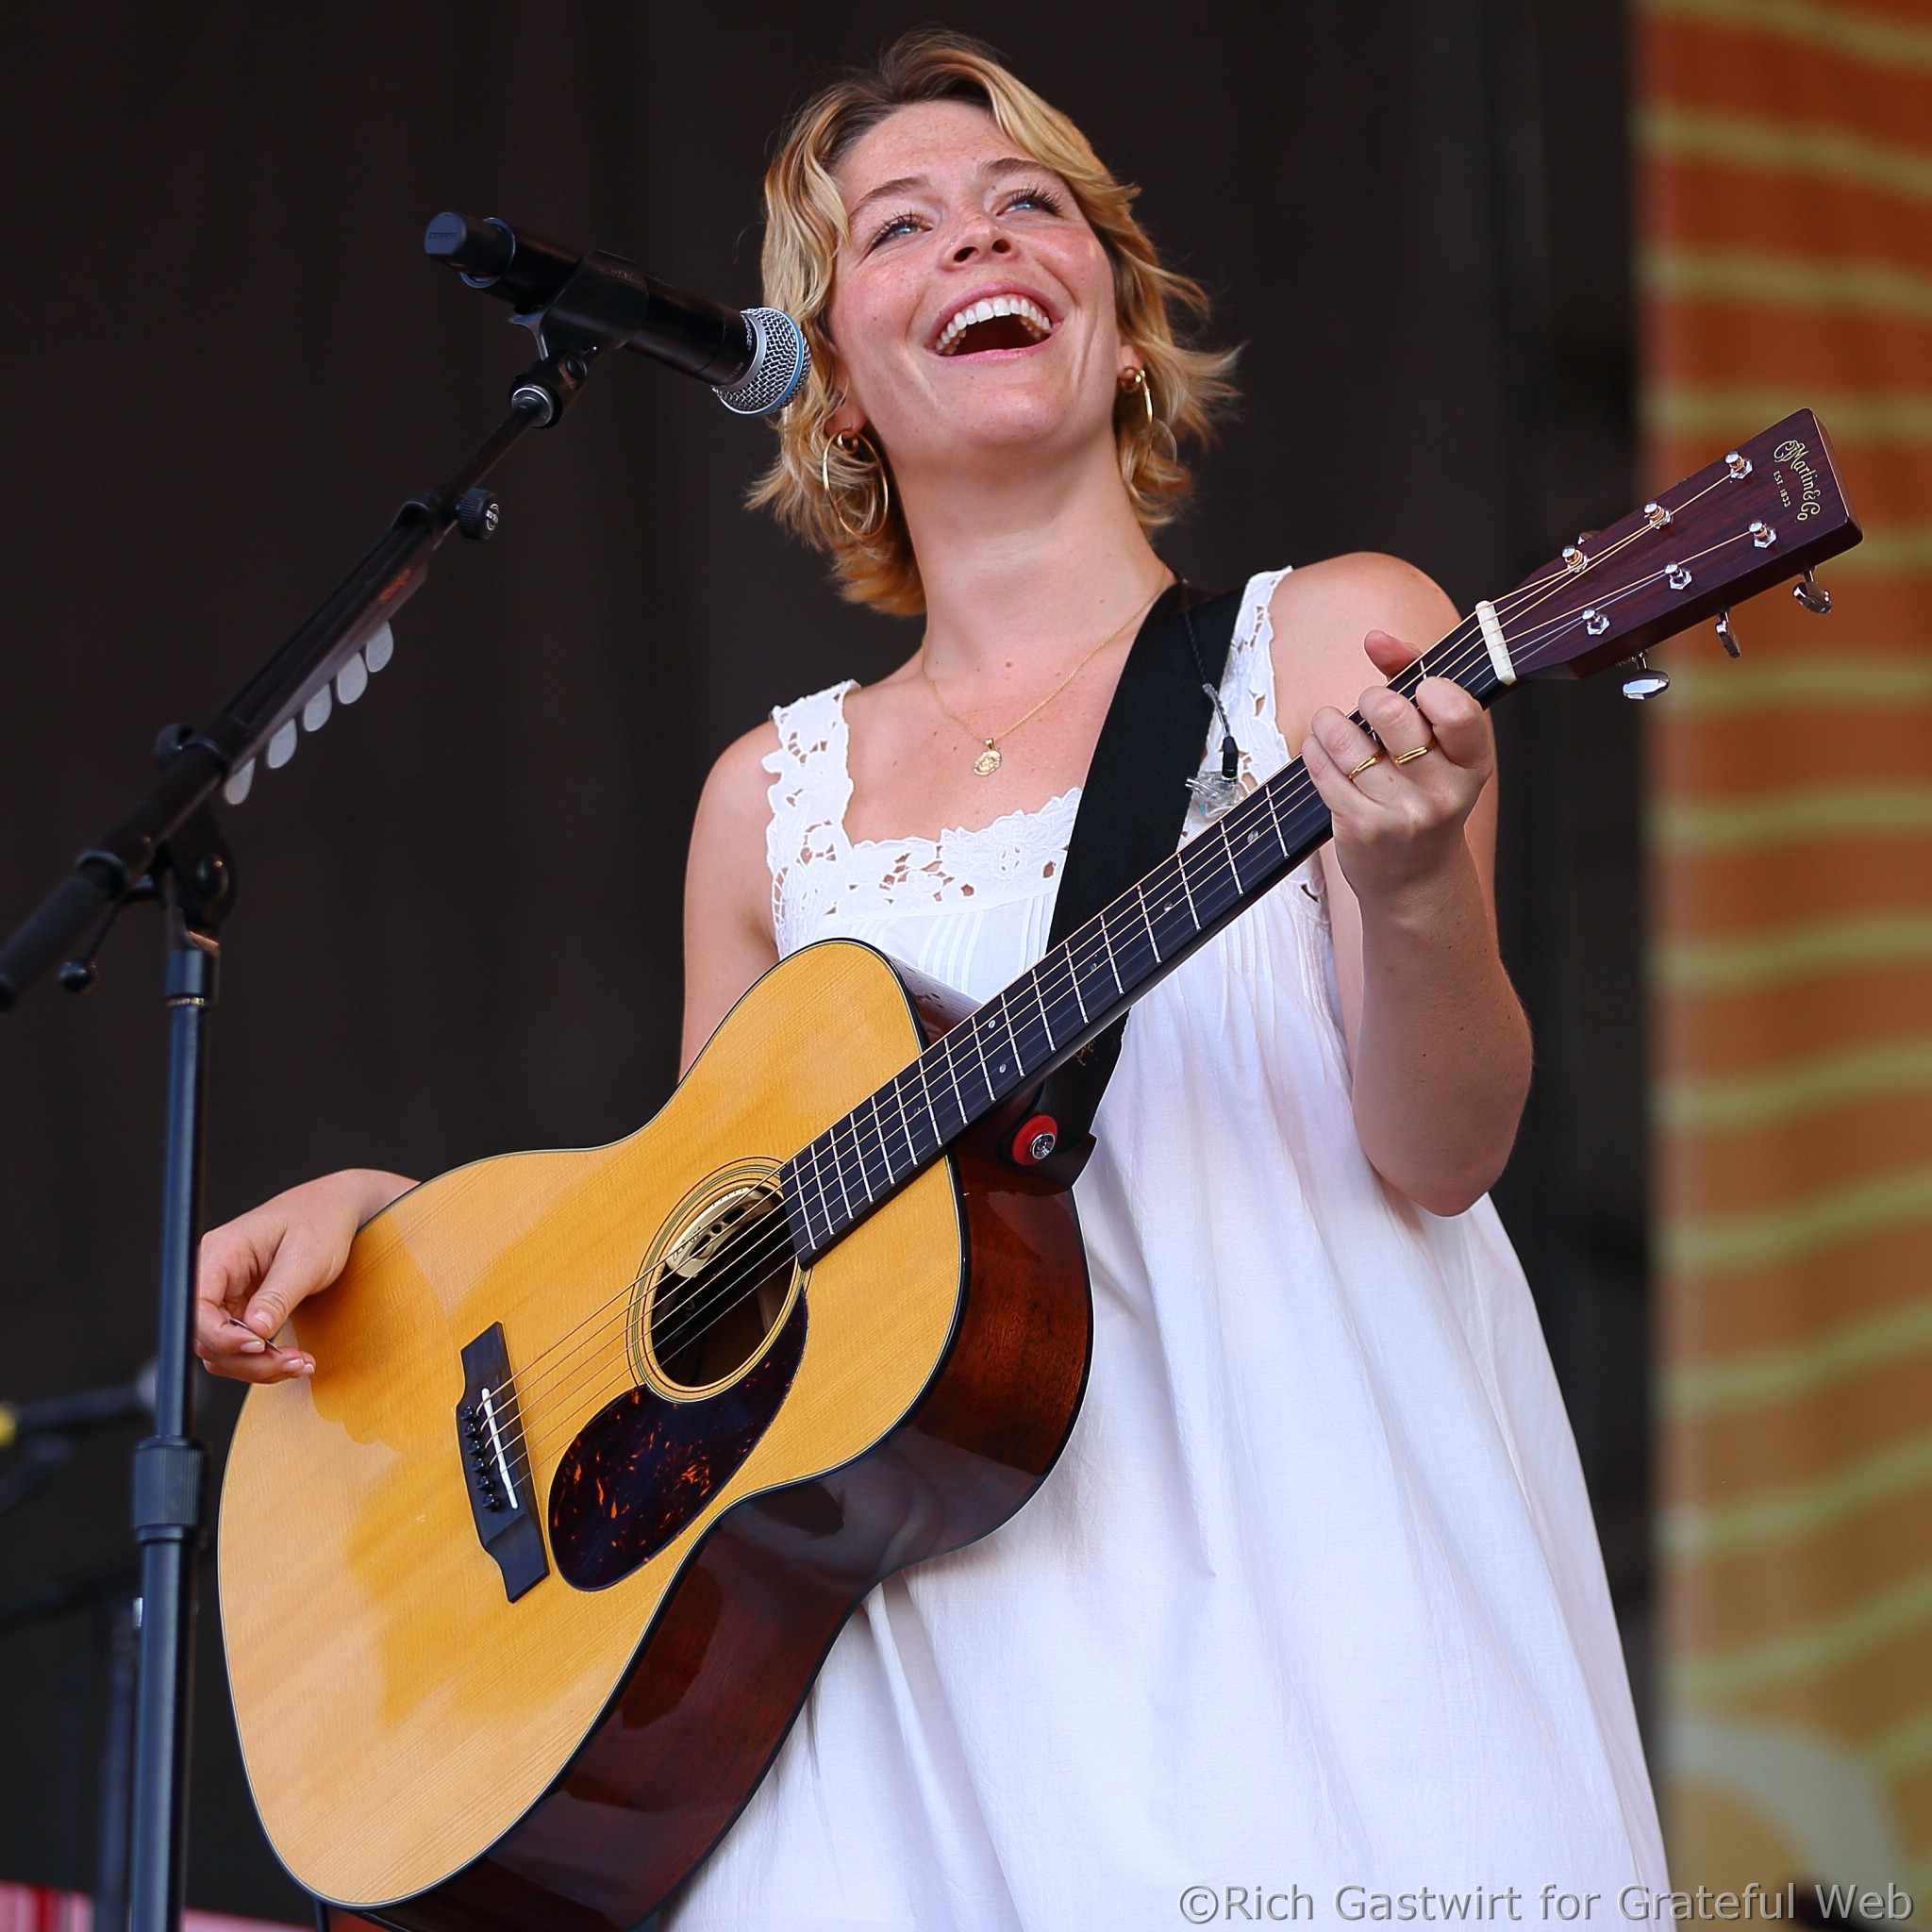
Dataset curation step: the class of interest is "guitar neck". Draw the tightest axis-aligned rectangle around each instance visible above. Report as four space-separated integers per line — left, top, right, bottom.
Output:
778 614 1514 1263
776 406 1862 1262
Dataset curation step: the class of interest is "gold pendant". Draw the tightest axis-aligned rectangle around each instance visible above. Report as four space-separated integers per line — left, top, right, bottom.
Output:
973 742 1003 776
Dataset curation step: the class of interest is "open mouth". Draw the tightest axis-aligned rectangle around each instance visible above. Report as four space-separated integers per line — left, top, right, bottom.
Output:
934 294 1055 357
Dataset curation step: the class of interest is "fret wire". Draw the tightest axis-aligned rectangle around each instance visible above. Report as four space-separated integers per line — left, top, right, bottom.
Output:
841 1108 877 1205
825 1116 863 1210
915 1042 954 1143
919 1033 968 1140
1137 882 1164 963
827 1120 858 1220
1228 806 1275 892
1183 825 1239 923
872 1090 904 1181
1175 855 1198 927
808 1139 839 1247
943 1023 984 1123
1031 971 1058 1053
958 1003 998 1108
1072 927 1115 1024
1063 940 1089 1025
993 992 1028 1088
1210 814 1245 903
778 1156 812 1252
888 1072 920 1173
858 1096 891 1196
1146 865 1194 954
1097 909 1123 991
798 1139 831 1249
908 1046 945 1152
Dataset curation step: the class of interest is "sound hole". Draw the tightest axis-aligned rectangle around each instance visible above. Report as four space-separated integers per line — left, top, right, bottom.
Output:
649 1184 796 1393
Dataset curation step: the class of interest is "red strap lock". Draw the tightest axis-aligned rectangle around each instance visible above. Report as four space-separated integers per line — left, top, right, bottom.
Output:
1011 1114 1059 1165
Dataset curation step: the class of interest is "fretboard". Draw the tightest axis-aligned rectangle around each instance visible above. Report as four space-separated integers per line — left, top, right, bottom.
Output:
778 625 1510 1263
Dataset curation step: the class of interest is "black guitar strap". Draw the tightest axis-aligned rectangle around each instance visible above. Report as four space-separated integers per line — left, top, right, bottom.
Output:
1030 578 1245 1159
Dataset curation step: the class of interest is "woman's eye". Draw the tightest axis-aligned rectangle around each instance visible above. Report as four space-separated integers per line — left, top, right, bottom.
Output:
867 210 924 250
1003 185 1064 216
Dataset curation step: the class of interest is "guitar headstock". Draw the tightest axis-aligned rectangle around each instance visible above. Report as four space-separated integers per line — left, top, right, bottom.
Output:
1492 410 1861 685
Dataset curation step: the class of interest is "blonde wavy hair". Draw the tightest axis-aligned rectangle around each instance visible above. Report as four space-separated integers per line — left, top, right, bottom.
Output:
749 29 1238 617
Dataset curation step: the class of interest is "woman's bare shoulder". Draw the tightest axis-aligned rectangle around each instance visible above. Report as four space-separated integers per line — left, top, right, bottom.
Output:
695 717 784 841
1270 552 1457 642
1266 554 1460 739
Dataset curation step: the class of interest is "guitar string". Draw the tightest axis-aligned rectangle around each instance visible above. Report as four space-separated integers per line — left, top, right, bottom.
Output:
497 498 1698 1424
506 464 1754 1416
490 513 1757 1492
491 532 1620 1411
477 516 1753 1486
486 504 1765 1480
488 617 1609 1487
502 495 1707 1415
491 566 1561 1436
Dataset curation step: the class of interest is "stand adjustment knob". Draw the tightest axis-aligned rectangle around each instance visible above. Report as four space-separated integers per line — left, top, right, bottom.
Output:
456 488 501 541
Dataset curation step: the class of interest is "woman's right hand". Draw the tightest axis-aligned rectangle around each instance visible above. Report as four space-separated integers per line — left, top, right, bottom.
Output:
195 1169 415 1383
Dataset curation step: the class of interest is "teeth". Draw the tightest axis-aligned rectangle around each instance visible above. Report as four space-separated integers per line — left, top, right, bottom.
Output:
936 293 1053 354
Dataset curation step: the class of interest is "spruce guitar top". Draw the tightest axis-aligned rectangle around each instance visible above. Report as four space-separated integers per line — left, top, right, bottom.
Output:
219 415 1858 1930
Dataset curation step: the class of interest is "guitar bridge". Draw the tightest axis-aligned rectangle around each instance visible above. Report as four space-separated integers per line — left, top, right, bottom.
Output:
457 1323 549 1601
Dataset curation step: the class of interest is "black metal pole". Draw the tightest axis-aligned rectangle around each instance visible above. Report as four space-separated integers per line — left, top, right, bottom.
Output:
126 895 217 1932
95 1593 140 1932
0 239 684 1929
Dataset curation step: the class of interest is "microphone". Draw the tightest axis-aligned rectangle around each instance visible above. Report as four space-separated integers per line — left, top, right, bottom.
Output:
424 211 810 418
0 1361 157 1451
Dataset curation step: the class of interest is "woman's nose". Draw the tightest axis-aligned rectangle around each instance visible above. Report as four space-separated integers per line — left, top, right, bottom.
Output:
950 214 1013 263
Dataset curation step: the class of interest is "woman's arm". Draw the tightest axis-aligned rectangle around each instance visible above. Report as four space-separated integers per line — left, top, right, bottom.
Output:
680 724 784 1074
195 1168 416 1381
1271 557 1532 1215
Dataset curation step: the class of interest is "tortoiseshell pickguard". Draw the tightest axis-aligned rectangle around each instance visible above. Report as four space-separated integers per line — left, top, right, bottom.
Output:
547 1298 808 1591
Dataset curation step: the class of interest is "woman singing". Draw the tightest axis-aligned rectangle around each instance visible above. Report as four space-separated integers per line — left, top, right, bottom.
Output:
197 31 1665 1928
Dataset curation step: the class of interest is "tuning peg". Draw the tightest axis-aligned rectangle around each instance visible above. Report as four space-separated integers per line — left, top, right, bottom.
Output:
1715 610 1741 658
1792 571 1832 615
1622 654 1670 701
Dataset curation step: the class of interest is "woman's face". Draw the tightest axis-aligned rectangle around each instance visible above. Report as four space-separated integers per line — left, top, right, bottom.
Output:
824 100 1133 473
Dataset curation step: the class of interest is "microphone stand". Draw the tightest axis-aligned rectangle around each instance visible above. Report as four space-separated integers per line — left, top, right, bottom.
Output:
0 261 635 1932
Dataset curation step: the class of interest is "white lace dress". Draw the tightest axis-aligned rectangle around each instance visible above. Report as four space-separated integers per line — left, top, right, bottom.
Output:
664 571 1666 1931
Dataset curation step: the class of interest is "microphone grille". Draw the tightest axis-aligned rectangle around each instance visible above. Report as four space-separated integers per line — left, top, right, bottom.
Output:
714 309 810 417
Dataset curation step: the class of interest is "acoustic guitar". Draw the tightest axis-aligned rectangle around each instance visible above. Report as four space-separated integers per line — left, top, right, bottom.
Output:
219 413 1857 1929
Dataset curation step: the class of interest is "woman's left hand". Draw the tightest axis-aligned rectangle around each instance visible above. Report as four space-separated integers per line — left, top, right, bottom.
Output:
1298 628 1495 910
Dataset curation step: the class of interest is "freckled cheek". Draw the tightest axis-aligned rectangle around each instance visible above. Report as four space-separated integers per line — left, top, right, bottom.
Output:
829 279 928 378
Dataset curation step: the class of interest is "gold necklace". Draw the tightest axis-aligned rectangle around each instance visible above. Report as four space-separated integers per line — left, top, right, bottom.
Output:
919 580 1169 776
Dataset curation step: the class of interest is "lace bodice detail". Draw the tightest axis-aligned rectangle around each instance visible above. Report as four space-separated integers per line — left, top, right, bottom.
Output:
763 571 1297 962
762 684 1082 953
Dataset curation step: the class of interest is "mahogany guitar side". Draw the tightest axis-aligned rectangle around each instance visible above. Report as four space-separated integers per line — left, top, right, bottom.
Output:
218 940 1091 1928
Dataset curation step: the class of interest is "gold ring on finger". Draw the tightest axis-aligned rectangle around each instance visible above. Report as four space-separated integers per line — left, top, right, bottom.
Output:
1391 742 1434 765
1346 752 1383 780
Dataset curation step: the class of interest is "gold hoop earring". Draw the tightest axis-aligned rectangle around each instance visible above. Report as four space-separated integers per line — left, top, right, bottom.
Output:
1118 365 1175 475
818 429 891 540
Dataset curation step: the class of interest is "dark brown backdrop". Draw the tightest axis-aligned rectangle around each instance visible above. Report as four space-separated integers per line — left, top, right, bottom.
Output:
0 2 1640 1915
